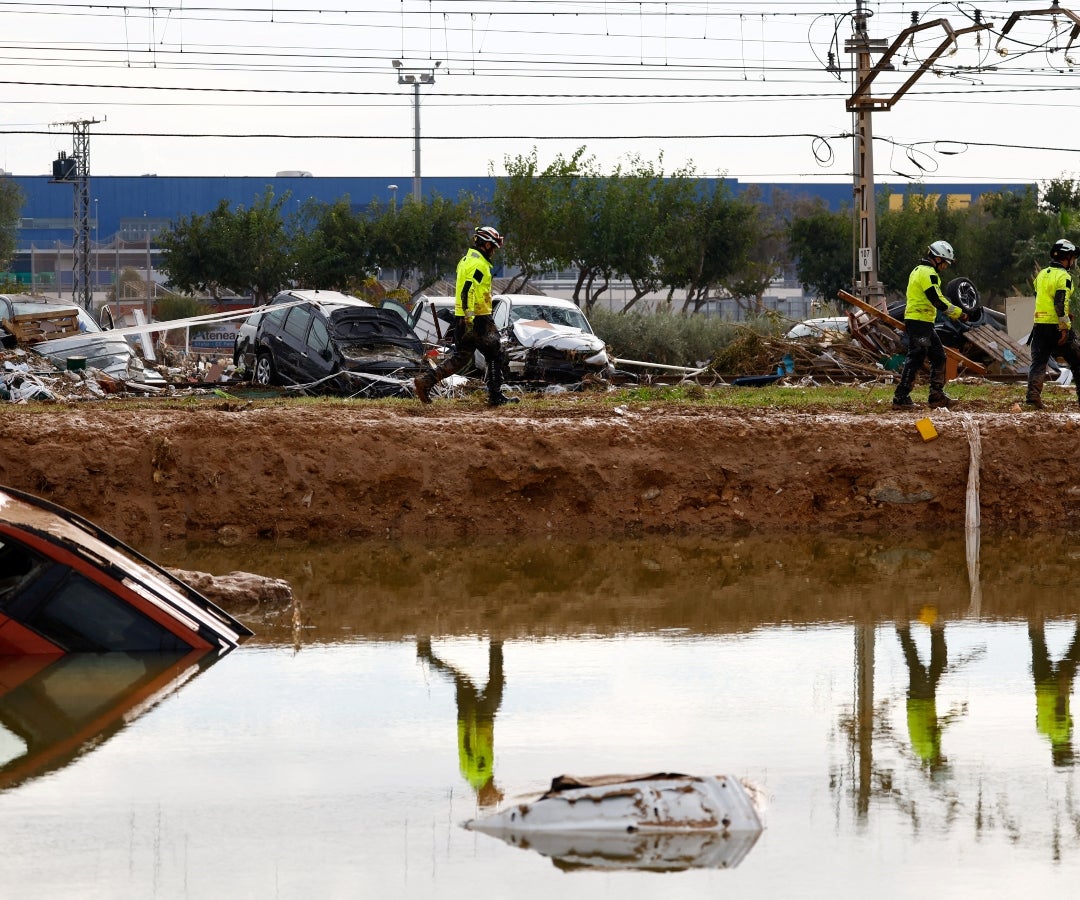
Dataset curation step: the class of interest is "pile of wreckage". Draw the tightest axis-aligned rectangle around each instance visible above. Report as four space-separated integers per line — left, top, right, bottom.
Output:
2 279 1043 402
724 285 1038 387
0 299 237 403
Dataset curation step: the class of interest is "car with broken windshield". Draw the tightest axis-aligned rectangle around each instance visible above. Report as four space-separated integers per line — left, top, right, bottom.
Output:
402 294 617 385
239 289 427 397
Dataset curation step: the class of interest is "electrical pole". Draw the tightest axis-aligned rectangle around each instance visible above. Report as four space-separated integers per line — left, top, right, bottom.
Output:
50 117 103 312
845 2 889 310
846 9 989 310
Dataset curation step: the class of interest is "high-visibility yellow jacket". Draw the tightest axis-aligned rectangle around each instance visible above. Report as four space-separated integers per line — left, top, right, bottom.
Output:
904 261 962 323
457 714 495 791
1033 263 1074 325
1035 682 1072 751
455 248 493 320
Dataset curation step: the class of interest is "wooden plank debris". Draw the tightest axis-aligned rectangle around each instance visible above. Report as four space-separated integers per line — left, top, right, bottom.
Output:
838 289 987 377
960 324 1031 375
1 310 82 344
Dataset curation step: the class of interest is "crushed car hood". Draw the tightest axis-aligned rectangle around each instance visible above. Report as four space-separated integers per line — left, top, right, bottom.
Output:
511 320 609 365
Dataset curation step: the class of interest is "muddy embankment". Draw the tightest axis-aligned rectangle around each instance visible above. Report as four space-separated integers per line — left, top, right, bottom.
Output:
0 403 1076 547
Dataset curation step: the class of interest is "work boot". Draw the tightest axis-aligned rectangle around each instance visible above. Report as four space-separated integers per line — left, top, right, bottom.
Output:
414 373 434 404
928 390 955 410
1023 373 1041 408
892 393 916 408
488 391 520 408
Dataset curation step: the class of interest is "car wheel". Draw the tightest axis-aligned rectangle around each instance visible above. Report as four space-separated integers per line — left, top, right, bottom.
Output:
254 351 277 386
945 277 981 314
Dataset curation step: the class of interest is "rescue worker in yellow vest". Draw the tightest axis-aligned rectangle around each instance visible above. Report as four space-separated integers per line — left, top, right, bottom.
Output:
893 240 967 409
414 225 518 407
896 620 953 774
1028 619 1080 766
1025 238 1079 410
416 637 506 808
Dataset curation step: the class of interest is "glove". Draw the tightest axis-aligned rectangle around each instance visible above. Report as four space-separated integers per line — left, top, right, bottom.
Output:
947 305 963 321
959 312 969 323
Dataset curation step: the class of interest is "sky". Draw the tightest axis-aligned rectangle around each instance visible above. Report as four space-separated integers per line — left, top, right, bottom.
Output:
0 0 1078 187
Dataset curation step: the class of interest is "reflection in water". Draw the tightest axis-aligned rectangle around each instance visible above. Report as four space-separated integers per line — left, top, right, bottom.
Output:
0 650 220 793
417 638 505 807
10 528 1080 893
1029 619 1080 767
144 532 1080 870
896 615 962 774
157 532 1080 645
485 820 761 873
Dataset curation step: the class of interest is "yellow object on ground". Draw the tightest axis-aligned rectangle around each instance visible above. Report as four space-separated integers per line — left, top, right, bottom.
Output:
916 418 938 442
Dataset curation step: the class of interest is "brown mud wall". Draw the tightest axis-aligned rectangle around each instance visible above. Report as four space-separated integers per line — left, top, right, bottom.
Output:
0 404 1076 547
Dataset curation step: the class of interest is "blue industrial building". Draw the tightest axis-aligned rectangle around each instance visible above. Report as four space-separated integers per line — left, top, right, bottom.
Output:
5 173 1034 250
1 172 1035 295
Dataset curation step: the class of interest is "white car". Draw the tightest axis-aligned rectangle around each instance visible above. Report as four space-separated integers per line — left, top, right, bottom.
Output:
493 294 614 383
785 316 850 340
399 294 614 384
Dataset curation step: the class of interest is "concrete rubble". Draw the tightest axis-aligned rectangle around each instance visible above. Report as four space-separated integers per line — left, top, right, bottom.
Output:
0 342 240 403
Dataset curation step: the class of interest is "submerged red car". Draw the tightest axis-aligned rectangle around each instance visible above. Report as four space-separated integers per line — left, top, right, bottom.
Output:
0 486 252 654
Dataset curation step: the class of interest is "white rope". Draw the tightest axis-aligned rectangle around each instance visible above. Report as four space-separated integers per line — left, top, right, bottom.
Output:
962 414 982 618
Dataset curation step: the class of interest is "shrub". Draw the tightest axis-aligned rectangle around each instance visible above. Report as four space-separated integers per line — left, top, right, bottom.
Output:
590 306 774 368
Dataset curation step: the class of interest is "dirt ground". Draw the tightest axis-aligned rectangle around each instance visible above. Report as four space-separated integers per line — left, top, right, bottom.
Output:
1 395 1078 548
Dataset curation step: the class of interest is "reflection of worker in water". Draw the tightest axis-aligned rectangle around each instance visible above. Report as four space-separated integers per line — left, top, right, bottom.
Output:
1028 620 1080 767
896 617 954 773
417 638 505 807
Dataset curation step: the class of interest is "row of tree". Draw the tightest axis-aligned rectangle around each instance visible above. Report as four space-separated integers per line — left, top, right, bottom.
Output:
4 158 1078 311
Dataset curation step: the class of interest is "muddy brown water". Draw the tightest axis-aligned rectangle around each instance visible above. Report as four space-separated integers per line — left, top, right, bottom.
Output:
1 533 1078 898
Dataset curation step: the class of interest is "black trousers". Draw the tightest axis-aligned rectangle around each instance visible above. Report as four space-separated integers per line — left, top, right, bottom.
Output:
1028 323 1080 398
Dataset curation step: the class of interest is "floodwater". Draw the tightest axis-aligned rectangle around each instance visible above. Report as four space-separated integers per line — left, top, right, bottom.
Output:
2 532 1080 899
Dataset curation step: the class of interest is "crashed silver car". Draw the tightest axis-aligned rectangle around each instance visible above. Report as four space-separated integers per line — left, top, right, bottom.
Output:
404 294 616 384
0 295 148 381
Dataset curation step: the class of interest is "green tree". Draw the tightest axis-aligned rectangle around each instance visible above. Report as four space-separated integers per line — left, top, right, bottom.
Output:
492 147 583 291
661 180 759 313
955 187 1046 303
368 194 477 296
292 198 369 291
788 201 852 303
159 188 292 303
876 186 957 301
599 154 696 312
0 175 24 271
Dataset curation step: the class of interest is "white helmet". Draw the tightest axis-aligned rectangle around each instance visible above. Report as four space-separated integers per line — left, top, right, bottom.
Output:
1051 238 1077 261
927 240 955 263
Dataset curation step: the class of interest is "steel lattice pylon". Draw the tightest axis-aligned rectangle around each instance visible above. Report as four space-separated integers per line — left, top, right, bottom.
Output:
51 117 101 312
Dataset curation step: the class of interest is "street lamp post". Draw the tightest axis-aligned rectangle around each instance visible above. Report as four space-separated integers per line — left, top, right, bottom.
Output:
392 60 441 203
388 184 398 211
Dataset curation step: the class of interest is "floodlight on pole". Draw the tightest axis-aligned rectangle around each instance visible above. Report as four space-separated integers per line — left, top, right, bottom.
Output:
393 61 441 203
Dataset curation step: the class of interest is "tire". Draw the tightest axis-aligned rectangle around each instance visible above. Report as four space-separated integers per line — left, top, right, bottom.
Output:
254 351 277 386
945 277 981 313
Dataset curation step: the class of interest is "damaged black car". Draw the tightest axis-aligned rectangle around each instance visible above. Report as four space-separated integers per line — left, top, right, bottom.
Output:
242 290 427 397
